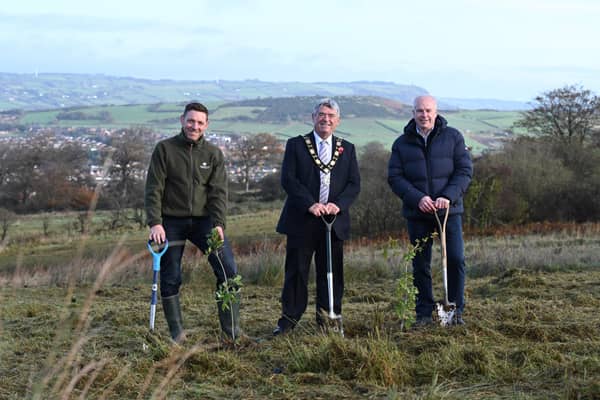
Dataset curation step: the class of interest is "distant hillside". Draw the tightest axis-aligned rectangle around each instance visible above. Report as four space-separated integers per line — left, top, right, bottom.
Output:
219 96 412 123
10 96 520 154
0 72 528 112
439 97 530 111
0 72 427 112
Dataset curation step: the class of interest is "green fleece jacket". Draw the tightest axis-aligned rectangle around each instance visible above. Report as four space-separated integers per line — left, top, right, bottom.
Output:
145 131 227 228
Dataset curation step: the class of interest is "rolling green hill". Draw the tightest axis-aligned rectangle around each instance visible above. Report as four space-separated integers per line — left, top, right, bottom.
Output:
0 73 427 111
0 72 529 112
11 96 522 152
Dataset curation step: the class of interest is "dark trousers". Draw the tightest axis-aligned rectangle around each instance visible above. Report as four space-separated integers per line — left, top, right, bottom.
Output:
277 220 344 330
407 214 466 317
160 216 237 297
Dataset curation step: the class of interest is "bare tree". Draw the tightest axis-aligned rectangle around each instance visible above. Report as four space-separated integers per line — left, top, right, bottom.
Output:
257 171 286 201
515 85 600 144
0 207 16 242
0 136 90 212
102 127 153 227
34 143 91 210
352 142 405 237
230 133 283 192
4 143 41 210
76 211 89 234
42 214 51 237
0 145 12 187
465 136 600 224
0 145 19 209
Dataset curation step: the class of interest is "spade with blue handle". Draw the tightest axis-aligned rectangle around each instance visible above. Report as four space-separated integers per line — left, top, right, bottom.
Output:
147 239 168 331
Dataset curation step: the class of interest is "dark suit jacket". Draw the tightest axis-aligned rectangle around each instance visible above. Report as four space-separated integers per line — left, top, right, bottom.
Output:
276 132 361 241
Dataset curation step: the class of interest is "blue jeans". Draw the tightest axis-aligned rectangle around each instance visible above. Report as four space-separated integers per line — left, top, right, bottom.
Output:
407 214 466 317
160 216 237 297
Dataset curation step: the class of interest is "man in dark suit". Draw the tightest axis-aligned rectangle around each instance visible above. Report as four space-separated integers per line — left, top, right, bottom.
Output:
273 98 361 335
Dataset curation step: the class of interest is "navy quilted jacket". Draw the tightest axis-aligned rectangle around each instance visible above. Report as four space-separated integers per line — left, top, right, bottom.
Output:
387 115 472 219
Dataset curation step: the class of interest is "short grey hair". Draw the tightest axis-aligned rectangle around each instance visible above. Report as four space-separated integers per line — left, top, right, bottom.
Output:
313 98 340 117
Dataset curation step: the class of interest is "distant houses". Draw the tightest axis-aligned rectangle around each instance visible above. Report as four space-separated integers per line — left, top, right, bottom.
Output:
0 125 279 186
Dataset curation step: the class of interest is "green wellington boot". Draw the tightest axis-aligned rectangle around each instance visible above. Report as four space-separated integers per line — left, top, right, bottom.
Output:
217 293 241 343
162 294 186 344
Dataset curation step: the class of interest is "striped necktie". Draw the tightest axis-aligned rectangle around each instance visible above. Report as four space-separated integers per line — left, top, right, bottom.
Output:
319 140 330 204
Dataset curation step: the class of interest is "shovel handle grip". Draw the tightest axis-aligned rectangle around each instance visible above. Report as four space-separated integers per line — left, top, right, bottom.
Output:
433 207 449 233
321 214 336 230
147 239 168 271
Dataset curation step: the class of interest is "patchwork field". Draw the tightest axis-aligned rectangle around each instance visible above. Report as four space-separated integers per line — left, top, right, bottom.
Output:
14 100 523 153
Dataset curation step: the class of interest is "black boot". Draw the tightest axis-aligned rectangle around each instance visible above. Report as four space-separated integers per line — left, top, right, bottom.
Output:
453 312 465 326
217 293 240 342
162 294 185 343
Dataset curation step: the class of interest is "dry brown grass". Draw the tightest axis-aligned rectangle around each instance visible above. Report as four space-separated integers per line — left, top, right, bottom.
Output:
1 226 599 399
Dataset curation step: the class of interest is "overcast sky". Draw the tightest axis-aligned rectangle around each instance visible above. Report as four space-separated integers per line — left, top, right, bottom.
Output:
2 0 599 101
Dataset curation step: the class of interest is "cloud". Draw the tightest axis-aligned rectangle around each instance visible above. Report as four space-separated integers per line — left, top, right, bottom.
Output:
2 1 600 100
0 12 221 34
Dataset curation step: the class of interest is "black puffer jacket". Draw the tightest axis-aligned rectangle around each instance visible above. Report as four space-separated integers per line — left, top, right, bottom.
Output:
387 115 472 219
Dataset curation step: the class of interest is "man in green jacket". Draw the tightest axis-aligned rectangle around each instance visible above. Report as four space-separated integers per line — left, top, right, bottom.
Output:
145 102 239 343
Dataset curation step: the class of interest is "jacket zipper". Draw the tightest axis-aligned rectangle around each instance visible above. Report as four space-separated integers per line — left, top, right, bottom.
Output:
188 143 194 214
422 133 434 196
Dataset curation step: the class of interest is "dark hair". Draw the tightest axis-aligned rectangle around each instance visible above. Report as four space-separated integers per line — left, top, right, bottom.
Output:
183 102 209 116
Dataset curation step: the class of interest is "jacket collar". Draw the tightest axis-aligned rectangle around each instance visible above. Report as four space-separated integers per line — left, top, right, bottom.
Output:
404 115 448 137
177 129 206 146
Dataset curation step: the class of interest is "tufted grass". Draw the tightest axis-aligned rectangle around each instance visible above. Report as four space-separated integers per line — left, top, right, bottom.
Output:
1 226 600 399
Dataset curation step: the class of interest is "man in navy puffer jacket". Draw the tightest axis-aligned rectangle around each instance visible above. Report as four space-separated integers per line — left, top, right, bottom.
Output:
388 95 472 326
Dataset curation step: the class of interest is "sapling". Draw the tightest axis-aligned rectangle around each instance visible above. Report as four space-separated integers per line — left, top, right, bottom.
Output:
384 237 430 331
206 227 242 341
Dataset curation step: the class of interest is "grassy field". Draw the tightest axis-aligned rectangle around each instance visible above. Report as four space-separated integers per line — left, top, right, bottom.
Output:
1 221 599 399
0 209 282 271
16 102 522 153
210 106 267 120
